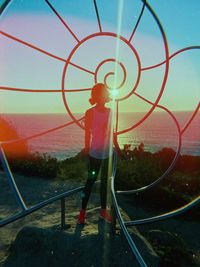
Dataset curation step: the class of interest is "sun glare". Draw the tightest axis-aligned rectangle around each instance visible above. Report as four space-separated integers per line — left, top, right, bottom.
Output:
110 88 119 98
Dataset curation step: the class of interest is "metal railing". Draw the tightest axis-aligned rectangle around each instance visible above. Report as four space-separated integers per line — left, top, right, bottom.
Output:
0 145 84 228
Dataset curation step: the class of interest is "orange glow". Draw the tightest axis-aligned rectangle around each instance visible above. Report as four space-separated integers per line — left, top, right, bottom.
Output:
0 117 29 159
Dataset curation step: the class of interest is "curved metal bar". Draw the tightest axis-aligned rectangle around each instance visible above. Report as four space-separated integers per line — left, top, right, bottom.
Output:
111 152 147 267
93 0 102 32
181 102 200 135
0 146 27 211
45 0 80 43
129 1 146 43
125 195 200 226
0 30 67 63
0 185 84 227
61 31 141 130
0 117 84 145
141 46 200 71
0 86 91 93
1 1 199 266
116 0 170 135
94 58 127 91
117 97 181 195
0 31 93 75
0 0 11 15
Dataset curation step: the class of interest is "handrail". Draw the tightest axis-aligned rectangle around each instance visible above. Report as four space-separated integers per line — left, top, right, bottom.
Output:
0 135 86 228
0 184 84 227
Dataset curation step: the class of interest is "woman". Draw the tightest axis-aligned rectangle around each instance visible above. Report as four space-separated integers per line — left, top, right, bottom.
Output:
77 83 113 224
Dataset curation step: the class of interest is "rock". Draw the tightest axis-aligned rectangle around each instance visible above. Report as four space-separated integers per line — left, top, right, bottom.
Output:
128 227 160 267
3 225 141 267
147 229 184 247
3 226 75 267
147 229 195 267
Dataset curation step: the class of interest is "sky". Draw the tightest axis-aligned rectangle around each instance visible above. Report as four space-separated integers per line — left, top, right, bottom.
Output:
0 0 200 114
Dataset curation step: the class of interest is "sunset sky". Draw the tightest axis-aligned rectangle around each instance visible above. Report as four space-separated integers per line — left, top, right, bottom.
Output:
0 0 199 114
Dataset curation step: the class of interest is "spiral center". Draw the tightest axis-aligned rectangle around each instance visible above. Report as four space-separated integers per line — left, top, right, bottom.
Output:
62 32 141 106
94 58 126 97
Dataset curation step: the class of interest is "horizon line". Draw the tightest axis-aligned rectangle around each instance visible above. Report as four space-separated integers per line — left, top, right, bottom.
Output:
0 110 197 115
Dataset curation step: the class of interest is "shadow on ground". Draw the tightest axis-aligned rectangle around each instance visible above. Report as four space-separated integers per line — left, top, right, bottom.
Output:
2 219 140 267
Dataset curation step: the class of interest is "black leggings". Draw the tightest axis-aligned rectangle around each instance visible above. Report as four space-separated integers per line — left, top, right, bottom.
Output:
81 156 110 210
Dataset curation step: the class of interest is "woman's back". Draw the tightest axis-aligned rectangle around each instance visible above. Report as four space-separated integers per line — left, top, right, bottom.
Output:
89 106 111 159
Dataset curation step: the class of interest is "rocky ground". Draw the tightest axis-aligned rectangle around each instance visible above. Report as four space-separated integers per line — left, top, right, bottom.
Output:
0 171 199 266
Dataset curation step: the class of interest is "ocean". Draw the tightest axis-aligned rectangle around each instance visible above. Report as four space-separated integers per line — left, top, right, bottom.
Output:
1 111 200 160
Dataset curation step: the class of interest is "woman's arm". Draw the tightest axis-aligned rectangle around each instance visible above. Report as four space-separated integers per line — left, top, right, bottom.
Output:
85 109 92 154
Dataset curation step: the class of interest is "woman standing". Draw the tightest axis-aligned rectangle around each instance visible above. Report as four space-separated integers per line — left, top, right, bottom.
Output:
77 83 113 224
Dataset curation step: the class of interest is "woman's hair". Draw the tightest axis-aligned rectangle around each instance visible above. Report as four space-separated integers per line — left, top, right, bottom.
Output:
89 83 110 105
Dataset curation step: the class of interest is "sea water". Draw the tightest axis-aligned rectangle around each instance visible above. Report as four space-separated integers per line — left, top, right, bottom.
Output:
2 111 199 160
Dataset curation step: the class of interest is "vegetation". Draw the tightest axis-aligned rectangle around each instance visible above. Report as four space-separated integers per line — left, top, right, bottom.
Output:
7 153 59 179
115 144 200 220
1 144 199 215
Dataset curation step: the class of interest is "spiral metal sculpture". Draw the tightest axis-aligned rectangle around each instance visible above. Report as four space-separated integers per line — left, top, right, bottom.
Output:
0 1 199 266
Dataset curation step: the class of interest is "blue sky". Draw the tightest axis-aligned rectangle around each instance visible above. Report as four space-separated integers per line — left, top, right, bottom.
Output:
0 0 199 113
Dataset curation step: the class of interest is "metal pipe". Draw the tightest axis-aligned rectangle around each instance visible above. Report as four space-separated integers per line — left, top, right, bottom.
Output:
0 185 83 227
0 0 11 15
111 151 148 266
0 146 27 211
111 176 147 267
125 195 200 226
61 198 66 229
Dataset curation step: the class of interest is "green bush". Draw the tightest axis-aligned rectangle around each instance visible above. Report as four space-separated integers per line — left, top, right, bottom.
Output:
1 144 199 215
57 156 87 181
8 153 58 179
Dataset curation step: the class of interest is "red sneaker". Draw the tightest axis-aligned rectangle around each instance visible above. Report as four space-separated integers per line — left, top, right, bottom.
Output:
99 209 112 223
77 209 86 224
